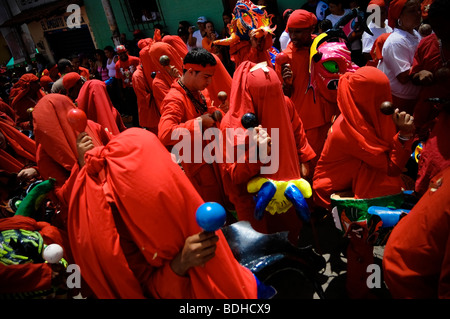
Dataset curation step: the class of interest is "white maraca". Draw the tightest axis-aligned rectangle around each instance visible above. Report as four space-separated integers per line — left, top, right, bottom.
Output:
42 243 64 264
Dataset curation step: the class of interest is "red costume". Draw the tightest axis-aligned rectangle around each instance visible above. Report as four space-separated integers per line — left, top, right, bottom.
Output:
285 96 316 163
115 53 140 88
279 10 329 173
147 42 183 112
162 35 189 57
205 53 232 109
132 64 159 133
0 117 36 174
158 71 227 206
0 98 16 122
68 128 257 299
219 61 310 243
0 117 37 210
383 165 450 298
9 74 45 130
313 67 414 210
411 33 448 130
33 94 111 228
76 79 127 136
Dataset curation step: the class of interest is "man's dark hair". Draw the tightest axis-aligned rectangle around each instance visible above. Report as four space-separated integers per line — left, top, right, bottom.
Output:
104 45 114 52
183 48 217 70
57 58 72 73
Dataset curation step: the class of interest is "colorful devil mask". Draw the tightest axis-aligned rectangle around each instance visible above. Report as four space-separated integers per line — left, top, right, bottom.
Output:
214 0 276 46
309 36 359 104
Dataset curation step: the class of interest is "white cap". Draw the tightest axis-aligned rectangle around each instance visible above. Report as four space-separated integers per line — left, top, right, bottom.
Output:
197 16 207 23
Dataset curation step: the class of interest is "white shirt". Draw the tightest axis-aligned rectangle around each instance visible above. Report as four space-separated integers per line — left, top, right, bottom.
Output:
192 29 218 49
107 56 117 77
325 9 352 27
362 20 393 53
279 30 291 51
192 29 204 48
378 28 421 100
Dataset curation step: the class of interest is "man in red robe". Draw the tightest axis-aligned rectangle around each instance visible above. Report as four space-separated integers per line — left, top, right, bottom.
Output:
383 165 450 298
68 128 258 299
276 10 327 178
115 45 141 127
158 48 228 207
312 67 415 298
9 74 45 130
409 0 450 196
313 67 415 210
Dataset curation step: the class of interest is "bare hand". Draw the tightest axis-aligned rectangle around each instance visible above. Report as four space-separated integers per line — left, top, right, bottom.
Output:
413 70 434 85
281 64 293 85
253 125 271 155
300 162 310 178
218 100 229 113
76 132 94 167
170 231 219 276
199 114 216 129
165 65 181 79
17 167 38 182
392 109 415 137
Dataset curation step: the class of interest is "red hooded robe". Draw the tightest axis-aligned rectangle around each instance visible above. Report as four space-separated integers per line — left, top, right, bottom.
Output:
312 66 414 210
76 79 127 136
68 128 257 299
33 94 111 228
219 61 307 243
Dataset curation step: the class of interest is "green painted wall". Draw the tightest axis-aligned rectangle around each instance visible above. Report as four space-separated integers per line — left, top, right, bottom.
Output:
159 0 225 35
84 0 310 50
84 1 115 50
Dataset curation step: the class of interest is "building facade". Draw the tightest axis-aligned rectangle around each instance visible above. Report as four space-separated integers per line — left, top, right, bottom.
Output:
0 0 306 66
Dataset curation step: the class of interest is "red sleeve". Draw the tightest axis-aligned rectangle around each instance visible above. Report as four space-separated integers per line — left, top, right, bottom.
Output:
286 97 316 162
152 78 171 112
157 92 200 146
0 263 52 293
147 261 193 299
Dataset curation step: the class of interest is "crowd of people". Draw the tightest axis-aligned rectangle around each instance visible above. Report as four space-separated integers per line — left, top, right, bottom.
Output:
0 0 449 299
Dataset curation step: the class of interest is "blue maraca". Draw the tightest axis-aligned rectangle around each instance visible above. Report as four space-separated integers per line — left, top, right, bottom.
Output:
196 202 227 232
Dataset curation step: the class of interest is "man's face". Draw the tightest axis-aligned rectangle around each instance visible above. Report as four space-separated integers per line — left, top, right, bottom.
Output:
288 27 314 48
328 3 342 15
68 80 83 101
191 69 215 91
72 57 80 70
118 52 128 61
197 22 206 31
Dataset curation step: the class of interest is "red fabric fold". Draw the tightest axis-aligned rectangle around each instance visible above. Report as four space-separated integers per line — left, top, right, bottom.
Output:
76 79 127 135
68 128 257 299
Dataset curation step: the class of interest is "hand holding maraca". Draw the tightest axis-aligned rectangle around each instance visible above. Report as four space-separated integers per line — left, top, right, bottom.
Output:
67 107 93 167
217 91 229 113
170 203 226 276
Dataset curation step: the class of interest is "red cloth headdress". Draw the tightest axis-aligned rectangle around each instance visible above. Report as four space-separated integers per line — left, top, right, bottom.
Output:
76 79 126 136
337 66 397 156
162 35 189 57
0 117 36 173
388 0 408 29
62 72 81 91
286 9 317 31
